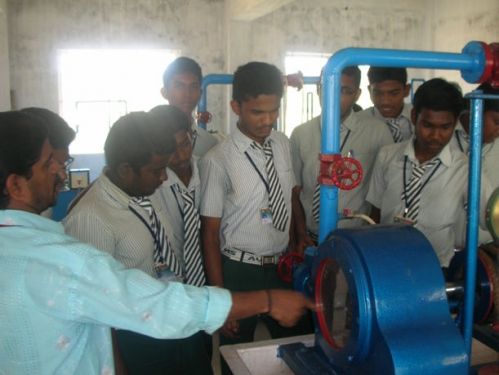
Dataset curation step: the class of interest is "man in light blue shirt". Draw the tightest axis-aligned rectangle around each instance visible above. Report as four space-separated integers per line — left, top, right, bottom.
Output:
0 111 313 374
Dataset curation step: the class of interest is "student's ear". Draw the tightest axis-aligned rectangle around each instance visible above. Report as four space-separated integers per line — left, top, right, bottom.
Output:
403 84 411 98
410 107 418 125
230 100 241 116
160 87 168 101
116 162 134 181
5 174 28 203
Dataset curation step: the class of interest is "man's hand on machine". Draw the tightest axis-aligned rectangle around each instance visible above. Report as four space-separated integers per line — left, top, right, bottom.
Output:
266 290 315 326
228 289 315 328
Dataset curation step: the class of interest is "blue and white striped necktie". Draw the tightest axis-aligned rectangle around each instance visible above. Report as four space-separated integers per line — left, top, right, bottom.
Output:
251 141 289 232
402 159 440 222
129 197 182 279
176 185 206 287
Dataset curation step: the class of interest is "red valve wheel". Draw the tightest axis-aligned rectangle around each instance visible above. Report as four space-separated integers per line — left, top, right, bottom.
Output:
277 253 304 283
329 157 363 190
196 111 212 124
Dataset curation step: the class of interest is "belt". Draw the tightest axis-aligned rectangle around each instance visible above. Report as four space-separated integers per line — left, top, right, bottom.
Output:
222 248 282 266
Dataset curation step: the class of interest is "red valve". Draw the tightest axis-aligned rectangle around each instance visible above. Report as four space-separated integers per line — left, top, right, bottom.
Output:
325 157 363 190
196 111 212 124
277 253 304 283
284 71 304 91
480 42 499 88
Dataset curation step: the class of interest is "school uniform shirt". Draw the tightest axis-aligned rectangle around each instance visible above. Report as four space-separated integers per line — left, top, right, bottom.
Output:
359 103 414 142
366 138 491 266
151 158 201 274
0 209 231 375
450 123 499 187
290 112 393 235
199 126 295 256
450 124 499 244
64 173 178 280
192 126 218 158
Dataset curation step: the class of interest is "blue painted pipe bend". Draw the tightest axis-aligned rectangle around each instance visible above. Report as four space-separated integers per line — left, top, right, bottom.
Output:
318 41 491 365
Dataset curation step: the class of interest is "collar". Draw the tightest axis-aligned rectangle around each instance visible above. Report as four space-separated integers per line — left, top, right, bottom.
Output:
403 137 452 168
163 157 200 191
0 209 64 234
373 103 412 122
231 125 276 153
317 111 356 133
99 172 134 208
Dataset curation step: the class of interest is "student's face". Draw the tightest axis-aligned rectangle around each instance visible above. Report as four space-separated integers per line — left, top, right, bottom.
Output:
340 74 361 119
128 154 170 197
483 110 499 144
21 140 66 213
412 108 456 159
231 94 280 144
369 80 410 118
163 72 202 117
168 130 193 175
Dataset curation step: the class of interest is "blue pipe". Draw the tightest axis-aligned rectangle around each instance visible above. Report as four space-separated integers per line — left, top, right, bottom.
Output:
197 74 320 129
462 91 483 356
303 76 320 85
319 44 487 363
198 74 233 129
319 45 486 243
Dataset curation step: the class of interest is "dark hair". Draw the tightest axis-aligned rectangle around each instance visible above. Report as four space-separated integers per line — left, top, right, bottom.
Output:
343 66 361 88
104 112 176 172
148 105 191 135
0 111 48 208
21 107 76 149
163 57 202 88
413 78 464 118
232 62 283 102
367 67 408 85
477 82 499 113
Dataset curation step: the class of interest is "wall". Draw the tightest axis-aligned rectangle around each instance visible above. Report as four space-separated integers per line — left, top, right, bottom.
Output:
7 0 228 131
6 0 498 133
228 0 431 69
431 0 499 93
0 0 10 110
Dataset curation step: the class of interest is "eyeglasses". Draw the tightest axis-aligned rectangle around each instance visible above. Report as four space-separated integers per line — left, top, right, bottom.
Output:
64 157 74 169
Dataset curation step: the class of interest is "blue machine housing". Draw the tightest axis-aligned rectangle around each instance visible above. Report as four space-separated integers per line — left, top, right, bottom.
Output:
280 225 468 374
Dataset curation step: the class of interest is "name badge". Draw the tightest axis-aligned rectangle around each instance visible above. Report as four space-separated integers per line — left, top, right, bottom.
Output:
260 207 273 224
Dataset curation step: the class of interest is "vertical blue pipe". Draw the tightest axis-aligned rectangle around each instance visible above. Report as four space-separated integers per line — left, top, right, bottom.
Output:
319 47 484 244
319 67 342 243
319 45 486 364
462 93 483 357
198 74 233 129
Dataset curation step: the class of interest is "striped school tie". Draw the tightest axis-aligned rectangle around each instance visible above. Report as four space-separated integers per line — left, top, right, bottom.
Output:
177 187 206 287
402 159 440 222
387 118 403 143
252 141 289 232
129 197 182 279
312 183 320 223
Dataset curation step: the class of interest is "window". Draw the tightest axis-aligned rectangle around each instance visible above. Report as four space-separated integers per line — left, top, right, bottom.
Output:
283 52 328 137
283 52 372 137
58 49 178 154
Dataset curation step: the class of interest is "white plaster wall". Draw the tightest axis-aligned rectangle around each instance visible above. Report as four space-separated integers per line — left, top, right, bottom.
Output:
0 0 10 110
228 0 432 70
430 0 499 93
6 0 498 131
225 0 433 129
7 0 228 131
